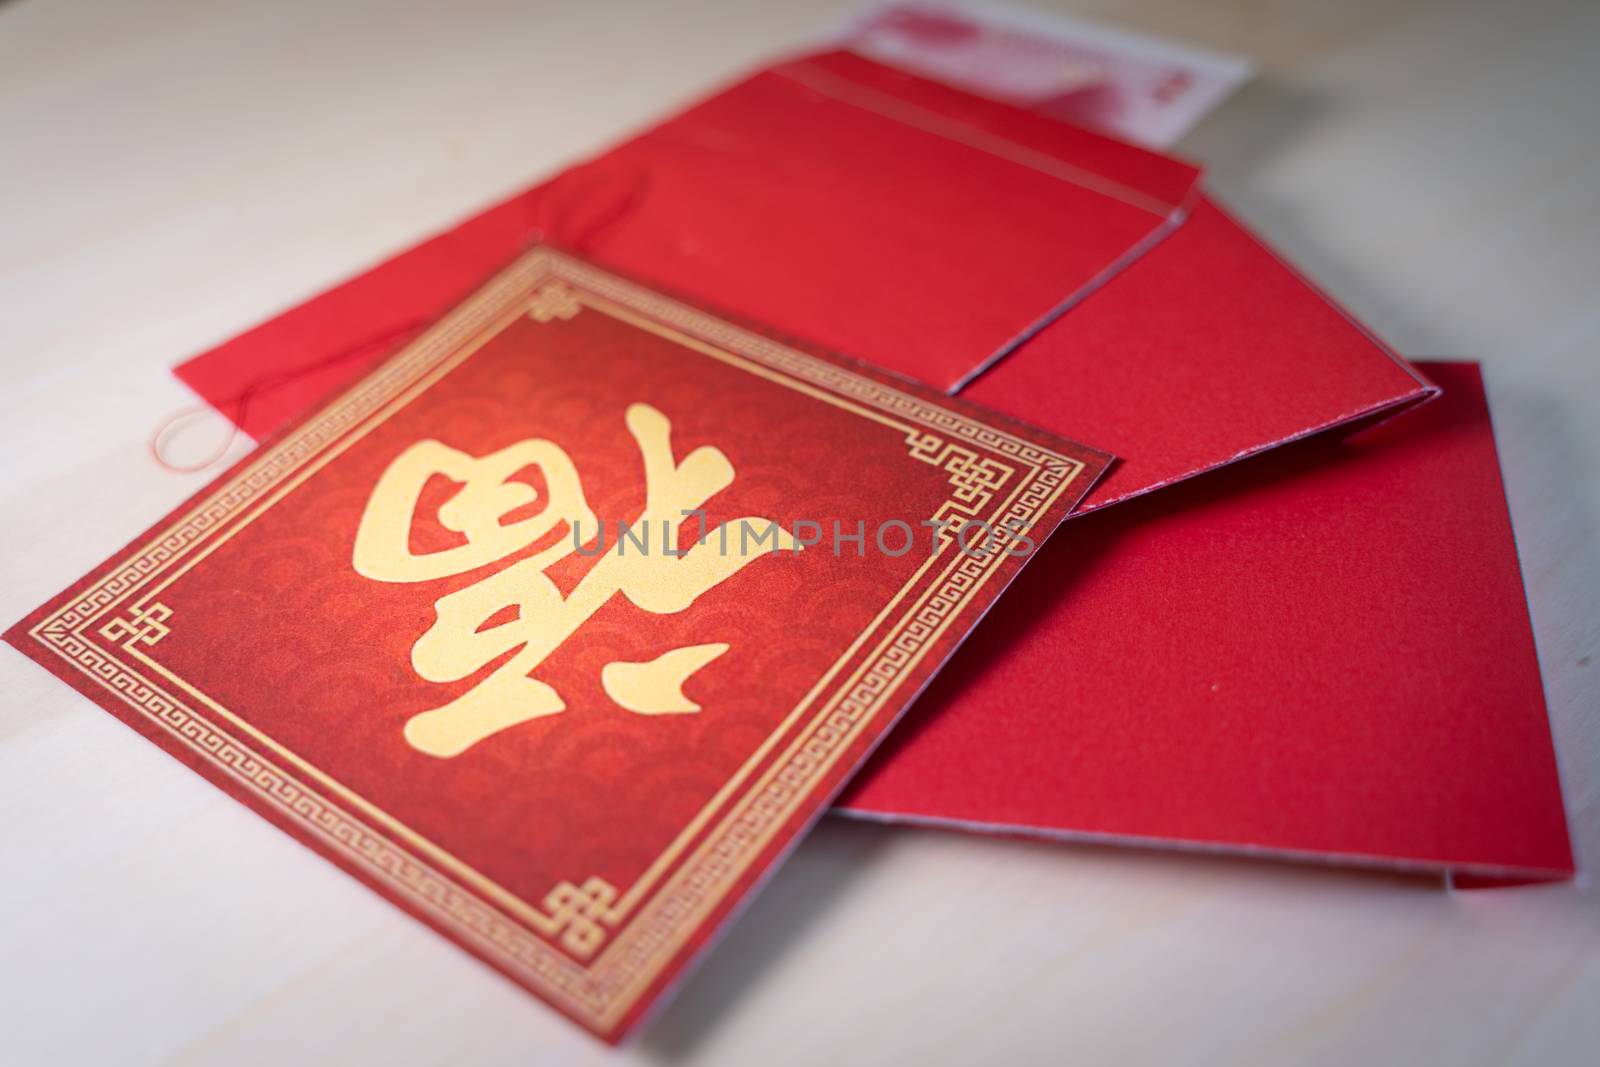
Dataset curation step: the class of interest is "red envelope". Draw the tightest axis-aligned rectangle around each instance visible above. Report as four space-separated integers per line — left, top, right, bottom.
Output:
176 50 1201 429
841 362 1574 882
173 51 1431 513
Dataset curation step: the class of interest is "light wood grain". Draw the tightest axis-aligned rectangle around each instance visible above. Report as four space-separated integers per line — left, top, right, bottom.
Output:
1 1 1596 1064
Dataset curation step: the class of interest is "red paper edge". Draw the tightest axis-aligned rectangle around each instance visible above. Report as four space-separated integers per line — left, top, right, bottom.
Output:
832 807 1572 886
1078 385 1440 514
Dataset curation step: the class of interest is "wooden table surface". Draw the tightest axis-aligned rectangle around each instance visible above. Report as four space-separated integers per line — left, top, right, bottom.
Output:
2 1 1596 1063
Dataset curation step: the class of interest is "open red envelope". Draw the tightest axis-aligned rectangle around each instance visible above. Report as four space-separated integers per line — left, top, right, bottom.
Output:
842 362 1574 882
176 50 1201 424
174 51 1430 515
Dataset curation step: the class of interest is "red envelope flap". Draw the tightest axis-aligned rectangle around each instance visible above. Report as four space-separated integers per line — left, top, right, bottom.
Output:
838 362 1574 882
552 49 1201 390
965 195 1436 510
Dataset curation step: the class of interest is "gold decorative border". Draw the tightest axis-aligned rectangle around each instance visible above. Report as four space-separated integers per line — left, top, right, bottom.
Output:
27 249 1089 1033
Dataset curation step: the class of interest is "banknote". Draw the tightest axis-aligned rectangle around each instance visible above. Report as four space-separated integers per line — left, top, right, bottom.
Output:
837 2 1252 147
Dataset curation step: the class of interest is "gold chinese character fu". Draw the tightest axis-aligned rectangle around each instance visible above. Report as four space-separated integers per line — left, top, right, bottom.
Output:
353 403 796 757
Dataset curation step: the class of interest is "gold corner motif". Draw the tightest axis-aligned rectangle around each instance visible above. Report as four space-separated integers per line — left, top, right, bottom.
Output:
539 876 622 958
98 602 173 650
528 282 582 323
904 430 1014 527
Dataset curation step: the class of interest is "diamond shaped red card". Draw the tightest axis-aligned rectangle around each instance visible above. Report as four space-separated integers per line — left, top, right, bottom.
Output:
5 248 1107 1041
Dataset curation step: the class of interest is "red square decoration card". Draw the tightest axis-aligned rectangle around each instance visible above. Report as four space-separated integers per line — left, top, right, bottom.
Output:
6 249 1108 1041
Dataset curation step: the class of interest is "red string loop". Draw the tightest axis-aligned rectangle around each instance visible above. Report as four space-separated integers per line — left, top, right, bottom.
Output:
149 319 433 473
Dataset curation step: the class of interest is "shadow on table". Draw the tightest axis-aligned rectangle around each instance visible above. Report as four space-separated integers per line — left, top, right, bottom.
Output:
637 811 1459 1060
638 816 892 1060
1475 370 1600 890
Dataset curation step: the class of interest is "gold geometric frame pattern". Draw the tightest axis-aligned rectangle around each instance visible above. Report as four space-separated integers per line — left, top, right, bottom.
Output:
25 249 1091 1034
